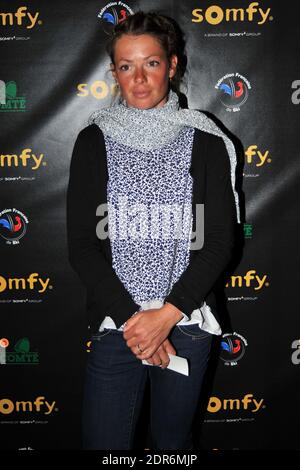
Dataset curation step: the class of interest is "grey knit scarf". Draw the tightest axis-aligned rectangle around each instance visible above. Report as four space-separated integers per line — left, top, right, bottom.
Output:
88 89 240 223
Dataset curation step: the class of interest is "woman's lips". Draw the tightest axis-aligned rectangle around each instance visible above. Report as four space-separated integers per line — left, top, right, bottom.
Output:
133 91 150 98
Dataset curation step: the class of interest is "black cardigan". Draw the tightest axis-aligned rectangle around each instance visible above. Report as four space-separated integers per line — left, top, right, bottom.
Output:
66 123 237 333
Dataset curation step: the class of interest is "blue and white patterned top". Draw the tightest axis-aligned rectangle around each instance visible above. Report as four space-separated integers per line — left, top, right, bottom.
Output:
98 126 221 335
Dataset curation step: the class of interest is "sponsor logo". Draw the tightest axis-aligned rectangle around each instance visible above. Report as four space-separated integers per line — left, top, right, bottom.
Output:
0 208 29 244
0 274 52 293
220 332 248 366
0 148 45 168
192 2 272 25
0 396 56 415
215 73 251 111
244 223 252 239
77 80 118 100
0 6 41 29
226 270 269 290
207 394 265 413
243 145 272 178
245 145 271 167
0 80 26 112
0 337 39 365
98 1 133 34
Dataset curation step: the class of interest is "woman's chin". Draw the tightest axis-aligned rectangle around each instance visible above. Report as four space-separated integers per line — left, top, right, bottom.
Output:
127 96 153 109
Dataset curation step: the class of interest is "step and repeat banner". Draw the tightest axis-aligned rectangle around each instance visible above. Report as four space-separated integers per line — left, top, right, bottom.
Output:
1 0 299 450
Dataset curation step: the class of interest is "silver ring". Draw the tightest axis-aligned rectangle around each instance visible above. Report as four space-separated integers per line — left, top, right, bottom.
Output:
137 343 143 353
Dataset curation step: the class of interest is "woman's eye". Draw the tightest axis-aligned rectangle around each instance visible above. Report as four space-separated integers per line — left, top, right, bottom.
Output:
149 60 159 67
119 61 159 71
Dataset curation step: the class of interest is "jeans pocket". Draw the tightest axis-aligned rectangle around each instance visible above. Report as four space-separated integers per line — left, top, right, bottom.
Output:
91 328 113 342
177 323 212 340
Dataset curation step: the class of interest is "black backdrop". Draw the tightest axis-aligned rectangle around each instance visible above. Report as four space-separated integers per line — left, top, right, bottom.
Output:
1 0 299 450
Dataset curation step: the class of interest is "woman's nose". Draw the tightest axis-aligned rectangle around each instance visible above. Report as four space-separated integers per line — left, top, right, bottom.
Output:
134 67 146 83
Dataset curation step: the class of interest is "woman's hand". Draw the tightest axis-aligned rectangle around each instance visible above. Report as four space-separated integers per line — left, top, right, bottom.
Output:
123 304 183 361
146 338 176 369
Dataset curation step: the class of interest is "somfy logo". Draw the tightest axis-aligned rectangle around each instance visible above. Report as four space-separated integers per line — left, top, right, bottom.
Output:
0 397 56 415
0 6 41 29
207 394 264 413
245 145 272 167
0 274 51 293
77 79 118 100
192 2 272 25
226 270 269 290
0 149 45 169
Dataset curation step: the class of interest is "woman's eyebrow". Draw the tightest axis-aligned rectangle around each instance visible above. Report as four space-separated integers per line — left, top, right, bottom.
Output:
118 55 161 62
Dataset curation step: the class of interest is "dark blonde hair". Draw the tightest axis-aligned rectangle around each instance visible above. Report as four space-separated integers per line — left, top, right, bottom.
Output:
105 10 187 95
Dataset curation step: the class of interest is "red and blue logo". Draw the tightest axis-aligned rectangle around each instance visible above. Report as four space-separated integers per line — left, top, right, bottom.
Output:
98 2 134 34
0 208 28 244
215 73 251 111
220 332 248 366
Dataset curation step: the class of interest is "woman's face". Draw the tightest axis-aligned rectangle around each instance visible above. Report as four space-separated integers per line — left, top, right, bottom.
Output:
111 34 178 109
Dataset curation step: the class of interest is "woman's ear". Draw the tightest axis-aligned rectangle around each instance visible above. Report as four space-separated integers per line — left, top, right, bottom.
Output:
169 54 178 79
110 63 117 80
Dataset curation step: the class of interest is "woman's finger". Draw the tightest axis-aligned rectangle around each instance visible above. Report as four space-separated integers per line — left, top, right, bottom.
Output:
155 344 170 368
163 338 176 356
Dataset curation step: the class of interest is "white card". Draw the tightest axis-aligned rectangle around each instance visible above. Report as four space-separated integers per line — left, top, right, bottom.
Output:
142 353 189 376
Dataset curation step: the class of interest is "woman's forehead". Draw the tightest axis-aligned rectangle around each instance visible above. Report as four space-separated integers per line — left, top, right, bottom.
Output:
114 34 165 58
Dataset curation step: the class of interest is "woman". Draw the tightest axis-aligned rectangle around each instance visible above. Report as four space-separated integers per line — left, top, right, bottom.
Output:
66 10 240 450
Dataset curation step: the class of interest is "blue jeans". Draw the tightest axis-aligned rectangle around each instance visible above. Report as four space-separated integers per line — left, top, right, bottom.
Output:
82 323 212 450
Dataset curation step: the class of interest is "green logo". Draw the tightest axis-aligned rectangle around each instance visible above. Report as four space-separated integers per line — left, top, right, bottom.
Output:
0 80 26 112
14 337 30 353
244 223 253 239
1 337 39 365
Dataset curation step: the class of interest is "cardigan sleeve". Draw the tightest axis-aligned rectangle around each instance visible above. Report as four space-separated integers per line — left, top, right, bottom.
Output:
66 126 141 329
164 133 236 316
